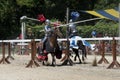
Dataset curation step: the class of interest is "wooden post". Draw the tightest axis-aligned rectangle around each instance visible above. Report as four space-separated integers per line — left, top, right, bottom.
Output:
107 37 120 69
26 39 40 68
6 42 14 60
61 41 73 66
61 7 73 66
98 41 109 64
0 41 10 64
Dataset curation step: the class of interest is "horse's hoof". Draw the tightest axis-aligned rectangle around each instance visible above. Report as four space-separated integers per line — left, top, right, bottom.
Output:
42 61 49 66
79 62 82 64
46 62 50 66
74 58 76 61
51 64 56 67
69 61 73 66
69 63 73 66
61 61 68 65
38 60 42 62
82 57 84 61
42 62 45 65
37 58 42 62
82 61 86 64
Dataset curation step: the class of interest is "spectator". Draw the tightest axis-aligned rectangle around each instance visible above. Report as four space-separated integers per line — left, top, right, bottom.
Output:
91 30 97 37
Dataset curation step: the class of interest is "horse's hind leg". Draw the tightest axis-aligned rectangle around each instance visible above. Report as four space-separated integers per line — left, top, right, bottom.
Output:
81 49 86 63
72 49 76 61
73 48 82 63
77 55 82 63
77 50 82 63
74 54 82 63
74 54 77 61
82 56 85 62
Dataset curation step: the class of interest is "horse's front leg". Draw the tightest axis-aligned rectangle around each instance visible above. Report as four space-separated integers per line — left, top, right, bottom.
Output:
51 53 56 66
77 49 82 63
77 53 82 64
81 49 87 64
74 55 77 61
73 48 82 63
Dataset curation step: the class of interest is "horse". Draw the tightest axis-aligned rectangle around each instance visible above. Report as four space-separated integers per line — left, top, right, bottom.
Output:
74 40 87 63
37 27 63 66
61 36 90 64
71 36 91 63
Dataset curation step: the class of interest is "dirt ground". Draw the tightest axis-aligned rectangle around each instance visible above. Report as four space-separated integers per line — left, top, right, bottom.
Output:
0 53 120 80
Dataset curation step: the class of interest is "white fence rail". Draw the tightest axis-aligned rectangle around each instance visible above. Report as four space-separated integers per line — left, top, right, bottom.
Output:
0 37 120 43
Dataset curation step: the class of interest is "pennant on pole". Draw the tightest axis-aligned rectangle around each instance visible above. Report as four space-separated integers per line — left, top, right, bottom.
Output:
38 14 46 22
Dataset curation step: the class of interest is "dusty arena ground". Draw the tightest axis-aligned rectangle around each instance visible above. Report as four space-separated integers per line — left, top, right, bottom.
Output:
0 53 120 80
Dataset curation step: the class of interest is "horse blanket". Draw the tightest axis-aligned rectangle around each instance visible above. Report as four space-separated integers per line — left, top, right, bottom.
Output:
70 36 91 49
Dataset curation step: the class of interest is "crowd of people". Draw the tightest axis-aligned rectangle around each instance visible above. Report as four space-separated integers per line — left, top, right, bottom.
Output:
92 41 120 55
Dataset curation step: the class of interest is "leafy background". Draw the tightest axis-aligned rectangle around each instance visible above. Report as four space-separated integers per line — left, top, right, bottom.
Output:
0 0 119 39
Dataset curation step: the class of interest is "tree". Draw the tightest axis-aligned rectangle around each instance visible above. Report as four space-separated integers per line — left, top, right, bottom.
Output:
0 0 20 39
94 0 119 9
0 0 119 39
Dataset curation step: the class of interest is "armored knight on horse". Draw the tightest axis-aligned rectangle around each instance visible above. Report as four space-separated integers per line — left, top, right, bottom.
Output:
37 19 63 66
67 11 88 63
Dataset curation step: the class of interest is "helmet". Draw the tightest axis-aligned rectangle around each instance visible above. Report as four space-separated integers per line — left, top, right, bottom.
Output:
71 11 80 21
45 19 50 25
69 19 73 23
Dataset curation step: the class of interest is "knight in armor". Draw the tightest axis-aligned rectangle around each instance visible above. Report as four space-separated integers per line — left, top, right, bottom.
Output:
42 19 53 50
68 19 78 38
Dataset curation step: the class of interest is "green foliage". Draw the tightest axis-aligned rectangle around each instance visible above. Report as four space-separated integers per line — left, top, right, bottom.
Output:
0 0 20 39
77 20 118 38
17 0 35 7
0 0 119 39
94 0 120 9
29 19 119 39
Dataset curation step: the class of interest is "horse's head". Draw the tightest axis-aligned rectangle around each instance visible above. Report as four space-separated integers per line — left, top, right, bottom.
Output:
49 27 63 48
54 27 63 38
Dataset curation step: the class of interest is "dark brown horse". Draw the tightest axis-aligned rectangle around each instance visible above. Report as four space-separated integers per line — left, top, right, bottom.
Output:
73 40 87 63
60 40 87 64
37 27 63 66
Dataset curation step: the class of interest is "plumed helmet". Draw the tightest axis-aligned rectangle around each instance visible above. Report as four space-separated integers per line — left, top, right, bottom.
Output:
45 19 50 25
71 11 80 21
